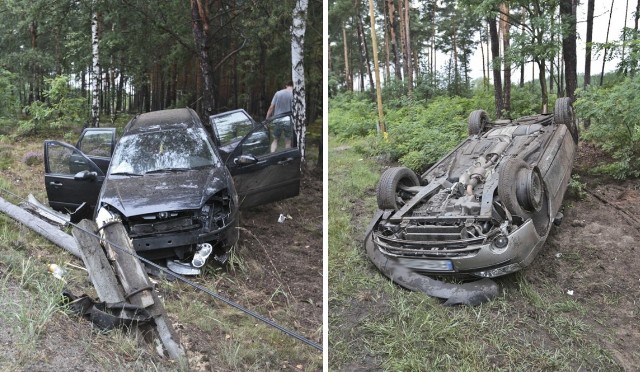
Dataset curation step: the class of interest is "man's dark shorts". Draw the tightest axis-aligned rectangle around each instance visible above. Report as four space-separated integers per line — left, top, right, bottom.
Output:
273 118 293 140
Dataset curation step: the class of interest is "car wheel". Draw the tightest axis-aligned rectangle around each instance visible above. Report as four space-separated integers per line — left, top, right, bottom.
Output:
468 110 489 136
554 97 578 144
498 158 544 220
377 167 420 210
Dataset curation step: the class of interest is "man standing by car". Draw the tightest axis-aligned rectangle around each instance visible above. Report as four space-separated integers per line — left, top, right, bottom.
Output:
266 81 293 152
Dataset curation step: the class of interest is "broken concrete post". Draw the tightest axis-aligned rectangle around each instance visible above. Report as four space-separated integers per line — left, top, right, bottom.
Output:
71 220 126 304
0 196 81 258
101 222 155 308
100 221 186 360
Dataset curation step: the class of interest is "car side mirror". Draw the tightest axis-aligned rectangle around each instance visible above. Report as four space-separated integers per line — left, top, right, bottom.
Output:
233 154 258 165
74 170 98 181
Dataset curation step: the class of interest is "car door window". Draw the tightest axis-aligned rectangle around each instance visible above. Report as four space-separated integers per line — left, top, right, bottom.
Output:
77 128 115 157
240 126 271 157
210 110 255 147
46 142 102 176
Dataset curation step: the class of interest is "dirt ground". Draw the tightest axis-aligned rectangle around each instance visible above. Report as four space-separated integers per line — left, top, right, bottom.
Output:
518 142 640 369
0 157 323 370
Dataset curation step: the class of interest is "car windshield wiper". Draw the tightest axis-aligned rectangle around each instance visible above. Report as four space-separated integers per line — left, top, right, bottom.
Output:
144 167 192 174
110 171 143 176
191 164 216 169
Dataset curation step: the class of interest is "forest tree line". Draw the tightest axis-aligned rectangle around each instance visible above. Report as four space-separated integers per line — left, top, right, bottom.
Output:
329 0 640 179
0 0 322 129
330 0 640 119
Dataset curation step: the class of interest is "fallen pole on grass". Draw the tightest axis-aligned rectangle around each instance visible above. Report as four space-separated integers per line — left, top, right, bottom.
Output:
0 196 81 258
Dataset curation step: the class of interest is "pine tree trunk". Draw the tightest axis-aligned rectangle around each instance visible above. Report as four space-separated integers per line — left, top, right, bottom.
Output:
538 58 548 113
561 0 577 101
600 0 615 86
357 14 375 93
386 0 402 79
292 0 308 164
402 0 413 91
342 27 351 91
488 16 503 118
190 0 215 116
630 0 639 76
585 0 595 84
383 6 391 82
500 3 511 116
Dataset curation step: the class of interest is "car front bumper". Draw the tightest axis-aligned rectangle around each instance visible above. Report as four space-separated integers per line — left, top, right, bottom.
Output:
370 212 549 279
130 220 238 259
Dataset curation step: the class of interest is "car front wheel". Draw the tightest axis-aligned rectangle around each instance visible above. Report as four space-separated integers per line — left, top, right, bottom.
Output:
376 167 420 210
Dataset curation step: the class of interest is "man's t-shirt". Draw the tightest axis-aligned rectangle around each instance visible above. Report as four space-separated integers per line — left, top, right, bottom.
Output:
271 88 293 116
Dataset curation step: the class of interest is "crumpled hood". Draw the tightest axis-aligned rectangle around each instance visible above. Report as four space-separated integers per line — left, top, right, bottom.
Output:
100 167 229 217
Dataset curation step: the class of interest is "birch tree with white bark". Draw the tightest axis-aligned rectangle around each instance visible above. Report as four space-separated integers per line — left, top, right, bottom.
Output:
90 5 101 127
292 0 308 163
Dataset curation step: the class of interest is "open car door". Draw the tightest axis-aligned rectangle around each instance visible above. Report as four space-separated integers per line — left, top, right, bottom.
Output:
75 127 116 174
221 113 301 209
209 109 259 161
44 141 106 220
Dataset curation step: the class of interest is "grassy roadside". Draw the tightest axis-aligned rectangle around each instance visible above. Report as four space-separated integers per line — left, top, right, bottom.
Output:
0 125 322 370
328 135 620 371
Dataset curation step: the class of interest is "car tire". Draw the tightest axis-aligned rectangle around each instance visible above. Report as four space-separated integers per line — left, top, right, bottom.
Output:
377 167 420 210
468 110 489 136
554 97 578 144
498 158 544 220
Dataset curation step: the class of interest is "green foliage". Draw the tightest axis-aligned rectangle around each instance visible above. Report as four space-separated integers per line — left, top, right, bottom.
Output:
509 85 546 117
328 92 377 138
0 69 20 118
21 75 86 135
329 90 495 172
568 175 587 200
575 76 640 179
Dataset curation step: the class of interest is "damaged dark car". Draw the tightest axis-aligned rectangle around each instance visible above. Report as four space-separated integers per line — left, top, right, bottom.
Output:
365 98 578 305
44 108 301 273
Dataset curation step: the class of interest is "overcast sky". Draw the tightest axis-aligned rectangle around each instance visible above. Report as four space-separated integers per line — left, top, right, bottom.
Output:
466 2 629 81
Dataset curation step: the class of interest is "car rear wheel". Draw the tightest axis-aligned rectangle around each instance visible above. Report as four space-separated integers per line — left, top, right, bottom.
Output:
498 158 544 220
554 97 578 144
377 167 420 210
468 110 489 136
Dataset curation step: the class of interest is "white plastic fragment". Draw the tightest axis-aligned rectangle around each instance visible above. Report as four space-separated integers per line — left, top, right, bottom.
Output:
278 214 286 223
567 290 574 296
48 264 66 280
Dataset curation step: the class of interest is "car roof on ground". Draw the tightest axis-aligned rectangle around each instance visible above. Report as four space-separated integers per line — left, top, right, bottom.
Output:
125 108 201 134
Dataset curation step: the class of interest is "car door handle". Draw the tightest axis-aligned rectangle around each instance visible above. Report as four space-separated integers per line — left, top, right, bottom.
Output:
277 157 294 165
49 181 63 186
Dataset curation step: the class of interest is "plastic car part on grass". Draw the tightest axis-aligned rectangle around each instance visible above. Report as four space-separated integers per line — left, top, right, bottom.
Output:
364 210 499 306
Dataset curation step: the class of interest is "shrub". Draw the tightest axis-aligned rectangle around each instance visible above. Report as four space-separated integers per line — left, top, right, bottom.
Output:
21 75 87 136
328 92 377 138
575 76 640 179
22 151 42 166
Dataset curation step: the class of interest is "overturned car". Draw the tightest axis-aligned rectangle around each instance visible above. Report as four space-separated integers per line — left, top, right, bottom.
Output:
365 98 578 305
44 108 301 272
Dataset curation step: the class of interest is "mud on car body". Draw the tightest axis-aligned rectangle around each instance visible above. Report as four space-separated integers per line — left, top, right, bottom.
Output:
365 98 578 304
44 108 301 270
